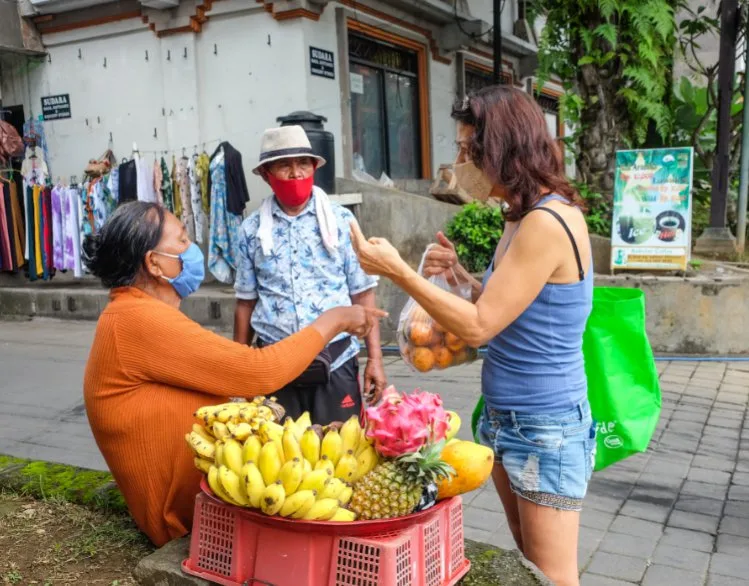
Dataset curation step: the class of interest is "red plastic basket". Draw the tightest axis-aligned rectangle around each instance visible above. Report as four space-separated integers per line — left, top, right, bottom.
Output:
182 479 470 586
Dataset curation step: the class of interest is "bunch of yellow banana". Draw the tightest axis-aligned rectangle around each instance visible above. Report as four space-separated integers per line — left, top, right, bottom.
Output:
187 397 285 470
194 397 286 429
195 412 377 521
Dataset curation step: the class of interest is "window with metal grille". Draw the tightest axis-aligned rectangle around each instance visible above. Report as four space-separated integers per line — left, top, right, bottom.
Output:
534 92 562 139
349 33 422 179
464 64 512 95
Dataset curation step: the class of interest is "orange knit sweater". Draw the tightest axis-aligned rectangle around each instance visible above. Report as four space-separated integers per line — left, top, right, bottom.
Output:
83 287 325 546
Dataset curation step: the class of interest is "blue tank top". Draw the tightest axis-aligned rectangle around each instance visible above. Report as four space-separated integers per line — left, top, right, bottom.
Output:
481 195 593 413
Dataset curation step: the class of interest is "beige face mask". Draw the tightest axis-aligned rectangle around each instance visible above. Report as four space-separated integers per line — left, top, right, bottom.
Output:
453 160 494 201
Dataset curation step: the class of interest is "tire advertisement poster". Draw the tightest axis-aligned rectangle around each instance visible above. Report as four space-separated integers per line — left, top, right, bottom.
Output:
611 147 694 271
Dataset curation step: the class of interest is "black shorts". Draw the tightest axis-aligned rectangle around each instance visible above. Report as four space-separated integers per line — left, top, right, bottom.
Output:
270 357 362 426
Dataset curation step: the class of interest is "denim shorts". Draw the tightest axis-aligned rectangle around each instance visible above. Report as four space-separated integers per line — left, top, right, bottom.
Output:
477 401 597 511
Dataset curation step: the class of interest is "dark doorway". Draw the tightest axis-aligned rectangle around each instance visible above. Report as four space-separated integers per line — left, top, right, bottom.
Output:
0 104 25 139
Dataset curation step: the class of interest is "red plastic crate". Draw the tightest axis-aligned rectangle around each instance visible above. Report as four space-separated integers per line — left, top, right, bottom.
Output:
182 480 470 586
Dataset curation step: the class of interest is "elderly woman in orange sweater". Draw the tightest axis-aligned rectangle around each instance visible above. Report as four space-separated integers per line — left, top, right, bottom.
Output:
82 201 383 547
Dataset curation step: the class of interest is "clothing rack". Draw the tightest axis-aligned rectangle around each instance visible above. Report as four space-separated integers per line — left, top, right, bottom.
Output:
133 137 221 157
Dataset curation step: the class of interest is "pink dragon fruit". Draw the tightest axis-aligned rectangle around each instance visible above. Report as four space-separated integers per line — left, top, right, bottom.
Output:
365 386 450 457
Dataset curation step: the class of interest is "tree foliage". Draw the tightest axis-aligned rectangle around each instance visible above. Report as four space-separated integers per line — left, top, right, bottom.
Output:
532 0 677 148
530 0 748 238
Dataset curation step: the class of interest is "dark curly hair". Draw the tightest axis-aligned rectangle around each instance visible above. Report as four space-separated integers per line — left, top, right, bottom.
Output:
82 201 165 289
451 86 584 221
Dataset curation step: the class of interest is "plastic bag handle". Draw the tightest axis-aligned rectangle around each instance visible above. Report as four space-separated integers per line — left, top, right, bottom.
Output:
417 243 468 289
415 243 437 277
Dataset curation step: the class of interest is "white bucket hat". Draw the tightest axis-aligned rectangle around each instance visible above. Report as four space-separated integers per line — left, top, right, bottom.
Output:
252 125 326 175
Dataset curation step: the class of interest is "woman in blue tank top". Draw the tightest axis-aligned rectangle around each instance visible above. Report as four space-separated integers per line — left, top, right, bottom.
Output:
351 86 595 586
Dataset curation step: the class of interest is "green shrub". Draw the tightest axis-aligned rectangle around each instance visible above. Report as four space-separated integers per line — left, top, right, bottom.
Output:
576 183 612 237
445 203 504 274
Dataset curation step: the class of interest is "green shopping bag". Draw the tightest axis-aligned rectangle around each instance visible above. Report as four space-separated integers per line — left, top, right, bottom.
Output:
471 287 661 471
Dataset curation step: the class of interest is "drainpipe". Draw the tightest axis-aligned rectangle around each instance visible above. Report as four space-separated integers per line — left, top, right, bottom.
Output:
737 11 749 253
493 0 502 84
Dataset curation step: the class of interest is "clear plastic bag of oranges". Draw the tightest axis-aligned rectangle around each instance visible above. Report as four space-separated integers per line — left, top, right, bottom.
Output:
397 246 479 373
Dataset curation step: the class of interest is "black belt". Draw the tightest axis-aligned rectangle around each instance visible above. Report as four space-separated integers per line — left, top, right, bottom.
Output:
257 335 351 359
257 336 352 388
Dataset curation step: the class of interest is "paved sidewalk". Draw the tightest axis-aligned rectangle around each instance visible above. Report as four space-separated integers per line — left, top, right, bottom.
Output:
1 318 748 584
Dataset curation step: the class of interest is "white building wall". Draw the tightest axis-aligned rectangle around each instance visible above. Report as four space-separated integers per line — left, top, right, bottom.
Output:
0 5 347 213
299 7 344 180
194 10 309 208
464 0 517 36
2 25 168 183
0 0 556 203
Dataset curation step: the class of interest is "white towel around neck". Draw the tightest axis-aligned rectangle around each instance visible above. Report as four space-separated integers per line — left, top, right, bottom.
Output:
258 185 339 256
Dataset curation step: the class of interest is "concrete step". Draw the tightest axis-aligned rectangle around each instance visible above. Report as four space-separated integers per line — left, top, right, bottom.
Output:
132 536 551 586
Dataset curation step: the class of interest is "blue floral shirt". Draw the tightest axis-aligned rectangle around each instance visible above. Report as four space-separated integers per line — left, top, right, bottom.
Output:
208 150 242 284
235 193 378 371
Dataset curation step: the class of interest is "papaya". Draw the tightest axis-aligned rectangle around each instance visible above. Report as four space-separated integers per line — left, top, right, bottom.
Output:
437 440 494 499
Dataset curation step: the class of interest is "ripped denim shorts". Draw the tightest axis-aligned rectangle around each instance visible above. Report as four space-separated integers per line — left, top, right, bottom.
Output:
477 401 597 511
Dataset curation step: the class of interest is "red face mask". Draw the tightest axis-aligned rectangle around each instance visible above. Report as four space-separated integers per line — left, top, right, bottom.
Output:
268 174 314 208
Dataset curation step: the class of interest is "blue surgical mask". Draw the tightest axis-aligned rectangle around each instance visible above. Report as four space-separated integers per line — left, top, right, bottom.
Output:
154 243 205 298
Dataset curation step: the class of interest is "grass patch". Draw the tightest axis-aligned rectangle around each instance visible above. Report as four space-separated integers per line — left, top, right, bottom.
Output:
460 540 547 585
0 492 153 585
0 456 126 514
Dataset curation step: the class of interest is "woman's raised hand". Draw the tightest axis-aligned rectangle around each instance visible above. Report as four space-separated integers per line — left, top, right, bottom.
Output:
349 221 407 280
422 231 459 279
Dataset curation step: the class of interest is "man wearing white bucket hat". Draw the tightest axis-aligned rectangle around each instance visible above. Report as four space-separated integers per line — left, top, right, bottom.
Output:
233 125 386 424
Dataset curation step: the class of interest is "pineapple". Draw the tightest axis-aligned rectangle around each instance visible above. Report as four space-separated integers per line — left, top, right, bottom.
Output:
349 442 454 520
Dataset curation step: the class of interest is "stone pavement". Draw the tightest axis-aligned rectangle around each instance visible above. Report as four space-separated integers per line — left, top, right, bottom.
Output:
1 318 748 584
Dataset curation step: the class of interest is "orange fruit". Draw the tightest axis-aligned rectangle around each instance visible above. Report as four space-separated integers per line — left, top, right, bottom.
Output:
445 332 467 352
411 347 436 372
429 329 444 347
410 322 434 346
433 346 453 369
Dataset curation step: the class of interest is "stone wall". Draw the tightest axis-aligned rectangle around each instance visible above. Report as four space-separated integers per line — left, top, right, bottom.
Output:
595 274 749 355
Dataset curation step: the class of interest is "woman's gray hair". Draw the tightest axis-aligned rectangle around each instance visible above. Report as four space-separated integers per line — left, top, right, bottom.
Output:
82 202 166 289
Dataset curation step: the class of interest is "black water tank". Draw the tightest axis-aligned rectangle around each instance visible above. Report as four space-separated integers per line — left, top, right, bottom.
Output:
277 111 336 195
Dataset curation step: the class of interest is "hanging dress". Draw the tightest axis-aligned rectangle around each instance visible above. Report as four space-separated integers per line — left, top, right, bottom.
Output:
176 157 195 240
188 154 205 243
208 148 241 284
159 157 174 212
9 181 25 268
0 186 12 271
